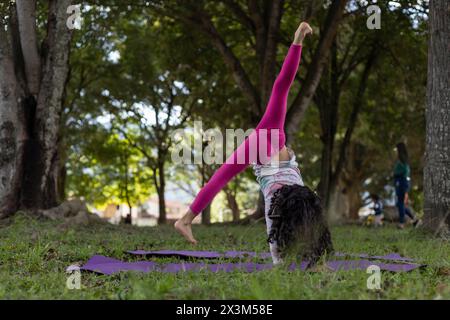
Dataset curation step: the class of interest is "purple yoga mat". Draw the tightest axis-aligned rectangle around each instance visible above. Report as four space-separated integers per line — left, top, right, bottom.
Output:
127 250 272 259
334 252 415 262
126 250 415 262
73 255 423 275
78 255 157 275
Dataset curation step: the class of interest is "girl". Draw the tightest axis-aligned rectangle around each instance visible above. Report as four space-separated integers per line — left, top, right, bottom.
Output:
175 21 333 265
394 143 420 229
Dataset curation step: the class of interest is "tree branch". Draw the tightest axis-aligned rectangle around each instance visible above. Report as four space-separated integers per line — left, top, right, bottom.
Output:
150 3 261 118
196 10 262 116
338 40 367 87
248 0 267 90
221 0 255 32
332 44 379 182
113 123 154 164
261 0 284 105
285 0 348 142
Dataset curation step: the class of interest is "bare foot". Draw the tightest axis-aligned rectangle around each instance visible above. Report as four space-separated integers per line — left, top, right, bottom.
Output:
175 219 198 245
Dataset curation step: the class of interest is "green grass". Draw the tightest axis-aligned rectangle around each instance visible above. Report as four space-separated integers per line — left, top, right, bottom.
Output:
0 213 448 299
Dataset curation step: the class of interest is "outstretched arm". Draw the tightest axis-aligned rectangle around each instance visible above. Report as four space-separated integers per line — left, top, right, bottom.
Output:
294 21 313 45
270 22 312 91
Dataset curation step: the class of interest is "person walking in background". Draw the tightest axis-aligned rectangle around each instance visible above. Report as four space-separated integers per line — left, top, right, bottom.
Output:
394 143 420 229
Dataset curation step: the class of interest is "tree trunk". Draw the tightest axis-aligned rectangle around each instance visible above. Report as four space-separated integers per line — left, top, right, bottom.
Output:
123 152 132 224
317 40 339 209
327 184 348 223
318 137 334 208
339 142 368 220
0 1 73 218
256 191 265 217
57 158 67 202
157 161 167 224
202 203 211 225
319 43 378 219
0 16 26 217
332 45 379 182
198 151 212 225
224 188 240 222
346 182 362 220
242 191 265 222
424 0 450 235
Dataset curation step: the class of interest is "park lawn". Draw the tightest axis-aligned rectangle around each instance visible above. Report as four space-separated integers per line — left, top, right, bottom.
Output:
0 213 448 300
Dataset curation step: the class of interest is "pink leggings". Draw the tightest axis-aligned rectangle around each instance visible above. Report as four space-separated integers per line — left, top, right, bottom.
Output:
190 44 302 215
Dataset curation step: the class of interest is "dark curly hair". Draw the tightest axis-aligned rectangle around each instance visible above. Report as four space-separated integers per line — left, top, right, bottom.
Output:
267 184 333 266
